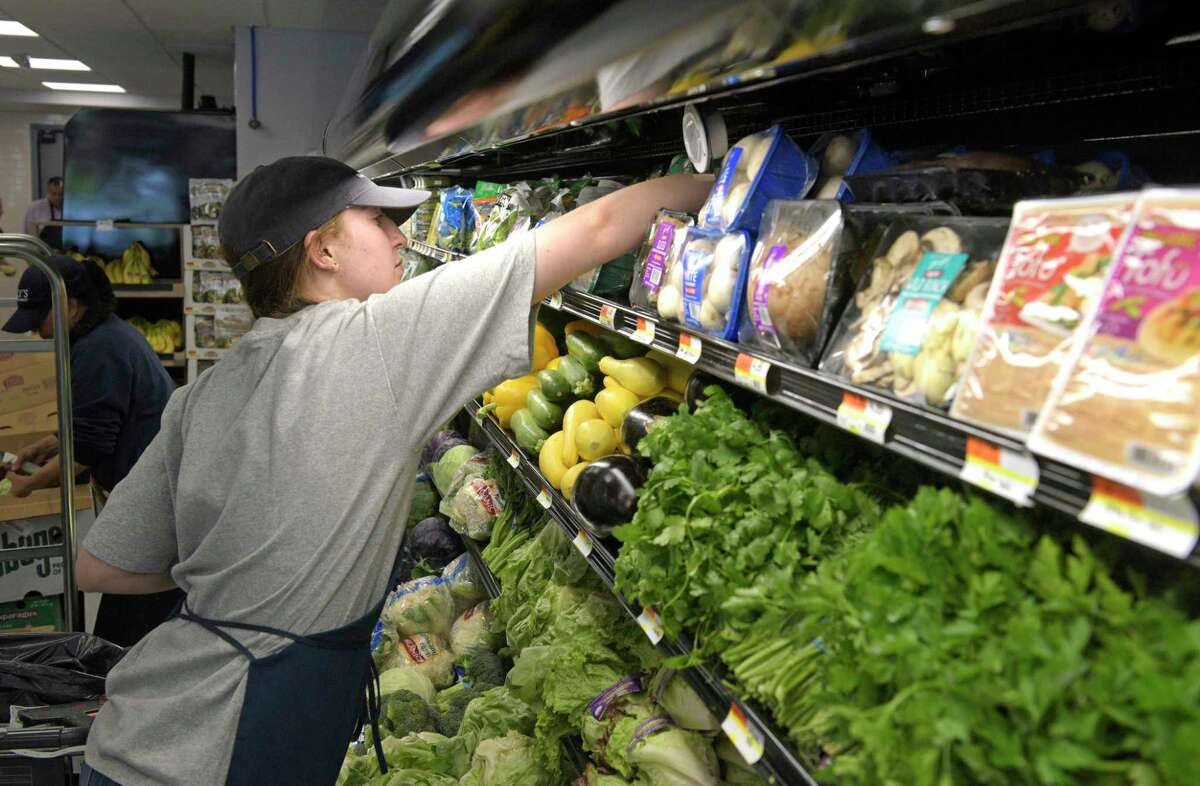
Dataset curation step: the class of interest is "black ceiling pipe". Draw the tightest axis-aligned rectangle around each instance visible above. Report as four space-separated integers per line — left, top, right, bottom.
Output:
182 52 195 111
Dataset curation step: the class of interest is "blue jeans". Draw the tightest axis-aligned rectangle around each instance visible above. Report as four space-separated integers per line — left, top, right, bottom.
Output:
80 763 122 786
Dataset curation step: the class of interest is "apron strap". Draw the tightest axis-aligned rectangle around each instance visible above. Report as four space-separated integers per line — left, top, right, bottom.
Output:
176 600 368 654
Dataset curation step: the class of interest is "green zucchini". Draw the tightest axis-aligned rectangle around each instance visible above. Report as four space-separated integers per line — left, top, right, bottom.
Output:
565 331 607 373
536 368 571 402
599 331 644 359
526 388 564 431
511 409 549 454
557 356 595 398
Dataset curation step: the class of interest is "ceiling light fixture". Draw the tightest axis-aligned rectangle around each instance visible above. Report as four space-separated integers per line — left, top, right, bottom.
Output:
29 57 89 71
42 81 124 93
0 56 17 68
0 21 37 37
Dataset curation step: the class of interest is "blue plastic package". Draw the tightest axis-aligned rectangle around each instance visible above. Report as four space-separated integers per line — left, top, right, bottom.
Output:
679 226 752 341
435 186 475 252
699 125 818 233
809 128 897 201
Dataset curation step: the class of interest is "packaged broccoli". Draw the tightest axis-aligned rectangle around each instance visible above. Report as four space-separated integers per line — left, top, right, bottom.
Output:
678 228 752 340
442 553 487 613
434 186 474 253
629 210 694 317
820 216 1009 409
699 125 817 233
382 576 458 638
449 601 497 657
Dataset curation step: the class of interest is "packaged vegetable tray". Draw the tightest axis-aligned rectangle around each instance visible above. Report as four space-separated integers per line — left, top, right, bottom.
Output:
819 215 1010 409
809 128 896 201
951 194 1136 437
1029 189 1200 496
740 200 858 366
629 209 694 315
699 125 818 233
679 227 752 340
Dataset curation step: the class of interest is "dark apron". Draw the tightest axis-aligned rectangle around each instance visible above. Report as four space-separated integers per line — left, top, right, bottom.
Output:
173 557 402 786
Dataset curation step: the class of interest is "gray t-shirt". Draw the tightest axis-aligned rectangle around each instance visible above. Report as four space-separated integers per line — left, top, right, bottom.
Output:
81 233 538 785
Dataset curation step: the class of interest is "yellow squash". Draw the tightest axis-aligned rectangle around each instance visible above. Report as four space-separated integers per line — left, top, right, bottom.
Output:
561 461 588 501
561 400 599 466
531 323 559 372
597 356 665 398
539 432 569 489
575 418 617 461
595 385 640 429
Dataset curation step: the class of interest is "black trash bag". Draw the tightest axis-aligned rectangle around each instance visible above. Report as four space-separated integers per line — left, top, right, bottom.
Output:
0 632 125 721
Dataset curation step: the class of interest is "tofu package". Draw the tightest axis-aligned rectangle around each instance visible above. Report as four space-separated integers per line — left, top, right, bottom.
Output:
951 194 1136 437
1029 189 1200 496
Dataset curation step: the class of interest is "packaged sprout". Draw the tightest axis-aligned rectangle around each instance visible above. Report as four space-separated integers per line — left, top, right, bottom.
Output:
678 228 752 340
740 200 858 366
629 210 694 316
951 194 1136 437
1029 189 1200 496
820 216 1009 409
698 125 817 233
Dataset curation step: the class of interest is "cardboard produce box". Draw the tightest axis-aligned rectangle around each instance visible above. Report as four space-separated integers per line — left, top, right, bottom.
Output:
0 352 57 417
0 595 61 632
0 401 59 439
0 487 93 605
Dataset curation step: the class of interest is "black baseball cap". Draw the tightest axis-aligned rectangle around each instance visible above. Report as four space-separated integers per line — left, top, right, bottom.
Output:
2 255 91 334
219 156 429 280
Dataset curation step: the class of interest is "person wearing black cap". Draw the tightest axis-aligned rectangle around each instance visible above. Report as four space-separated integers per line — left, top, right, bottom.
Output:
2 255 182 648
72 156 711 786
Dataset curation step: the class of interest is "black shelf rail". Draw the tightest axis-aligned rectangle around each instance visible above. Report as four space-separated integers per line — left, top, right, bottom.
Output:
469 400 820 786
408 241 1200 570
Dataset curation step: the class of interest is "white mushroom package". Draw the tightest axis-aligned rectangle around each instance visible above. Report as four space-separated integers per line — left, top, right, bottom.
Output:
698 124 818 233
629 209 694 315
678 228 752 339
819 216 1010 409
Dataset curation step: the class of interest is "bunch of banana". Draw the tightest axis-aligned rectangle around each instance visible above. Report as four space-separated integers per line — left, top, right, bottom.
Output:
104 242 158 285
128 317 182 355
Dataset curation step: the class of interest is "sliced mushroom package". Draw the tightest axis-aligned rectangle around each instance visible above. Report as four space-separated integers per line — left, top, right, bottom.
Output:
739 200 859 365
629 209 694 315
1029 189 1200 496
679 227 752 340
698 125 818 233
951 194 1137 437
819 216 1009 408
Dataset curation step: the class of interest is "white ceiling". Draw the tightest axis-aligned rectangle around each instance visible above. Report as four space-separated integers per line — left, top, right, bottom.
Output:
0 0 385 111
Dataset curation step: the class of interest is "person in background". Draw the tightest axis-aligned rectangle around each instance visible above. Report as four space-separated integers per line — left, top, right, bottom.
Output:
1 255 182 647
24 176 64 248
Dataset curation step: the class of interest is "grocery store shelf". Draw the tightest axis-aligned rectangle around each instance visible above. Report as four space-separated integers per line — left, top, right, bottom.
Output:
113 281 184 299
184 259 232 272
41 220 189 229
158 352 186 368
461 535 501 600
186 347 230 360
468 400 819 786
184 302 250 316
406 239 458 264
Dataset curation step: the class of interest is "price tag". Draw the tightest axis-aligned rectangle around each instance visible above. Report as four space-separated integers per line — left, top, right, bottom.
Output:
1080 477 1199 559
636 606 665 645
599 304 618 330
536 487 553 509
733 353 770 394
546 291 563 310
506 449 520 468
572 529 593 558
95 219 115 231
676 333 702 365
959 437 1039 507
630 317 656 345
721 704 765 765
836 393 892 445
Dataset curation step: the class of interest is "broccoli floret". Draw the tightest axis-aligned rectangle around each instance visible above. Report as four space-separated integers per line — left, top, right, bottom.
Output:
461 652 505 689
436 686 483 736
380 689 438 738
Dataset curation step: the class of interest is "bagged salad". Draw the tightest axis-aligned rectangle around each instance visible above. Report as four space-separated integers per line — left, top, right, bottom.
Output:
629 210 694 317
677 228 752 340
381 576 458 638
1029 189 1200 496
951 194 1136 437
434 186 475 253
699 125 817 233
442 553 487 613
740 200 858 366
820 216 1009 408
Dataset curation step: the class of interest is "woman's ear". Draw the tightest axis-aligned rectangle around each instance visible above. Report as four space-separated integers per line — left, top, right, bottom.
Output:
304 228 339 274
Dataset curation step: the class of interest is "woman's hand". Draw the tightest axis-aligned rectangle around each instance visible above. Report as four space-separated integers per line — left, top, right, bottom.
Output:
11 435 58 472
7 472 37 498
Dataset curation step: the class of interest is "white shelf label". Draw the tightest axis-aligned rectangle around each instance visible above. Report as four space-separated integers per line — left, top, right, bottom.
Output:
636 606 665 645
599 304 618 330
733 353 770 394
721 704 765 765
1080 477 1199 559
836 393 892 445
676 333 702 365
95 219 115 231
630 317 655 345
506 449 520 468
959 437 1039 507
536 487 553 509
572 529 593 559
546 291 563 310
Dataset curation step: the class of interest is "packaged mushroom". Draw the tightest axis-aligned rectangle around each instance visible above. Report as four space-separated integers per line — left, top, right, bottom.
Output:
809 128 896 201
819 216 1010 409
740 200 859 366
1029 189 1200 496
629 209 694 314
699 125 818 233
679 228 752 340
951 194 1136 437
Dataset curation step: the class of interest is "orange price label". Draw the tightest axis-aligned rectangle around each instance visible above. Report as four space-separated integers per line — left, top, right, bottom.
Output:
506 449 520 468
676 333 702 365
1080 476 1198 558
836 392 892 444
599 304 617 329
536 487 553 509
631 317 656 345
572 529 593 558
546 291 563 310
636 606 665 644
733 353 770 394
959 437 1039 507
721 703 765 765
